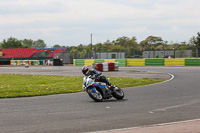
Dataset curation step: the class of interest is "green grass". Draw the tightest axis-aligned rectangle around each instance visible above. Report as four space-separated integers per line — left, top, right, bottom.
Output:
0 74 164 98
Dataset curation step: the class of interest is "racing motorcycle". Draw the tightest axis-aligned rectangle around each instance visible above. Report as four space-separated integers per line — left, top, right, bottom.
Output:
82 75 124 102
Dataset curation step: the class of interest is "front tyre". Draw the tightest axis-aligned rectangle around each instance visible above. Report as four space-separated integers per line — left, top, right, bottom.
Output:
87 87 103 102
112 87 124 100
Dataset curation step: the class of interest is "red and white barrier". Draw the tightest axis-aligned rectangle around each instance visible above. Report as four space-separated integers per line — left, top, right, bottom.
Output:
115 62 119 71
95 63 103 71
103 62 108 71
93 62 119 71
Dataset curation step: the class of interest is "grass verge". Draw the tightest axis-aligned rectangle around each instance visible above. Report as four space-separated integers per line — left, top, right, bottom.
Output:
0 74 165 98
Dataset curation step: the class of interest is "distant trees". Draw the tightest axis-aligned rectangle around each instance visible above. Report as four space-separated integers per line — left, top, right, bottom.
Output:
195 32 200 48
112 36 139 57
1 32 200 57
0 37 47 48
53 44 62 48
32 39 47 48
1 37 23 48
139 36 164 50
21 39 34 48
192 32 200 57
67 36 140 58
57 33 200 58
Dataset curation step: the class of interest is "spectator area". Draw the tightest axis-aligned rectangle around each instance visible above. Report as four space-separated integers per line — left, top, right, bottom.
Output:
0 48 66 58
46 49 66 57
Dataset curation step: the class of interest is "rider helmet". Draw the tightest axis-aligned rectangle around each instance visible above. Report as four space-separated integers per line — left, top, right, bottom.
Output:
82 66 89 75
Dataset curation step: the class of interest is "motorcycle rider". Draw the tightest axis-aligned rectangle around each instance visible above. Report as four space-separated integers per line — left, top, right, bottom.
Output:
82 66 114 89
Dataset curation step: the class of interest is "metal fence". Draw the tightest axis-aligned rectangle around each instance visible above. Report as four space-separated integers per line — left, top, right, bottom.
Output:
58 52 126 64
142 50 192 58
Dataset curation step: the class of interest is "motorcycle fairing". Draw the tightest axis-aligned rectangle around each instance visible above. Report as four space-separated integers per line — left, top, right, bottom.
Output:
91 82 107 99
92 83 106 89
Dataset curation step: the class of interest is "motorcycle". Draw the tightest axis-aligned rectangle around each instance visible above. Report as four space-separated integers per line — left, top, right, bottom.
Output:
82 75 124 102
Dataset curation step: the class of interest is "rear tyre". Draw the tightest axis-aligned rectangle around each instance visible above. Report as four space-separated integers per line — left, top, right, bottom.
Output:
87 87 103 102
112 87 124 100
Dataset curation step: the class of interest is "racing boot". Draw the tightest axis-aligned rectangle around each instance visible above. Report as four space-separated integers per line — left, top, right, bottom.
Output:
107 81 116 90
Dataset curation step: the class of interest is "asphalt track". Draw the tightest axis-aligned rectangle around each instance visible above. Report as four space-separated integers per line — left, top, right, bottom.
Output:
0 66 200 133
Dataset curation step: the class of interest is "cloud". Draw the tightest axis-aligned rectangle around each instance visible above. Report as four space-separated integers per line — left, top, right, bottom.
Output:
0 0 200 46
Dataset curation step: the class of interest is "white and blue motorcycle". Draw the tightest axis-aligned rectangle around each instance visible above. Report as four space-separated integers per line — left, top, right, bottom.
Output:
82 75 124 102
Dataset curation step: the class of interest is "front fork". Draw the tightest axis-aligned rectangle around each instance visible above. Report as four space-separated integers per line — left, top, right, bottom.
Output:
91 87 97 93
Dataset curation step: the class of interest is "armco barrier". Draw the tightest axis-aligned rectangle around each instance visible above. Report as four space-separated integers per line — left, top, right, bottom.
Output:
185 59 200 66
73 59 84 66
104 59 116 63
165 58 185 66
115 59 126 66
145 59 164 66
73 59 130 66
127 59 145 66
94 59 104 63
73 58 200 67
73 59 75 66
77 59 125 66
84 59 94 66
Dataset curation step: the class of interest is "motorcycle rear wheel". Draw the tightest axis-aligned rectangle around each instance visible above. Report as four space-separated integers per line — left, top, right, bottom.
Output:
87 87 103 102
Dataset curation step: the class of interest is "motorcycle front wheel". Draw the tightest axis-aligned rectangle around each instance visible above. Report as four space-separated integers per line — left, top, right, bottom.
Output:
87 87 103 102
112 87 124 100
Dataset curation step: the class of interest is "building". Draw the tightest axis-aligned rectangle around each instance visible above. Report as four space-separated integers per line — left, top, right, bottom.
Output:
95 52 125 59
143 50 192 58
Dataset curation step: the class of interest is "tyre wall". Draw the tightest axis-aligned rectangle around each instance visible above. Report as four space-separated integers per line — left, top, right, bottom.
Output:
92 62 119 72
10 60 41 65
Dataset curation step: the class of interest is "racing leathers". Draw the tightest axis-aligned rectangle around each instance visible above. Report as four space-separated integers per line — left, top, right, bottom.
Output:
84 69 112 86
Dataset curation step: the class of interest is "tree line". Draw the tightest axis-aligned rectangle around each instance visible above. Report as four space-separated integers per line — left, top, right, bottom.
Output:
1 32 200 57
0 38 48 49
69 32 200 57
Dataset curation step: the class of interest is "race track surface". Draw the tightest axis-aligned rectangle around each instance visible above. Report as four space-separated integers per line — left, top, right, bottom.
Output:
0 66 200 133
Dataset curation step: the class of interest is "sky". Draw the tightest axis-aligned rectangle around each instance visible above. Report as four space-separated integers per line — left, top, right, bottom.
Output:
0 0 200 47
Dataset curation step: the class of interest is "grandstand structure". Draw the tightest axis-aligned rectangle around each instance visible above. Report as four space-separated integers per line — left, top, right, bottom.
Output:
0 48 67 65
